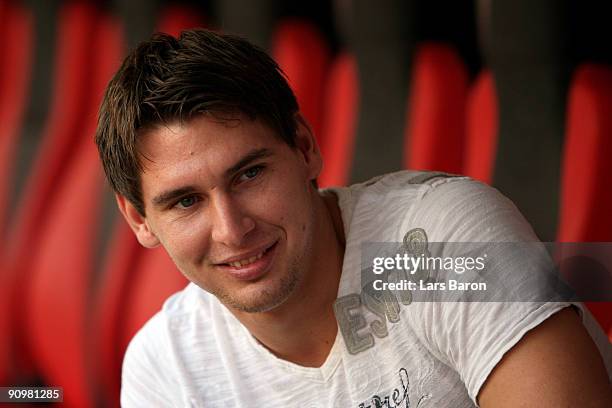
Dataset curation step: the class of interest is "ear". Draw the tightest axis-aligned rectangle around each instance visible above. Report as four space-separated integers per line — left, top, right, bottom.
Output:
293 113 323 181
115 194 160 248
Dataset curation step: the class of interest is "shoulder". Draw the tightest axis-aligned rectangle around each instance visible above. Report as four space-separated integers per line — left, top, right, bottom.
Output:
398 171 538 242
334 170 535 242
336 170 492 210
330 170 465 229
340 170 465 196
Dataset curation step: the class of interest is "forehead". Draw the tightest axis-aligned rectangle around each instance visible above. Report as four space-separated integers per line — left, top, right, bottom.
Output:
136 114 290 200
138 114 283 169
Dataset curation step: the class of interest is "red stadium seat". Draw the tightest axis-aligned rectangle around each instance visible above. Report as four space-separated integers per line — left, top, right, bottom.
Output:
156 3 205 37
558 64 612 335
0 0 32 235
464 70 498 184
404 43 469 174
318 53 358 188
22 10 123 408
1 1 100 384
559 64 612 242
25 134 105 408
272 18 331 143
0 0 33 385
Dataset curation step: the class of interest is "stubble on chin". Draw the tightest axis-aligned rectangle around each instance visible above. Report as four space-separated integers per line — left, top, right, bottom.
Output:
216 263 302 313
219 218 316 313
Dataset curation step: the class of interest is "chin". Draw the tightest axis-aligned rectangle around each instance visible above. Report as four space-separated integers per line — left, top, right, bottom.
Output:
217 270 301 314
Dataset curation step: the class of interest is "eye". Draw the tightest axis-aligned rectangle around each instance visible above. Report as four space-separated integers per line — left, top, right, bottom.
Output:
238 165 263 182
174 195 199 209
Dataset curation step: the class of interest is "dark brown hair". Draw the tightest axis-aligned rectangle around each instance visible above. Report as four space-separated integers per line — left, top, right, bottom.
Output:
95 29 299 215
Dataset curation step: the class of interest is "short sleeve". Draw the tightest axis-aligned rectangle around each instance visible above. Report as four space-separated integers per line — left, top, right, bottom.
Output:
401 178 586 404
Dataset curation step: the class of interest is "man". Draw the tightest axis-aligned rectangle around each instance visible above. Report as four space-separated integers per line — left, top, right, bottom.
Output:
95 29 612 407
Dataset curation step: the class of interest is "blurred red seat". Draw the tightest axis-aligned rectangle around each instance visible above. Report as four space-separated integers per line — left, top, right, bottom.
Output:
0 0 32 235
1 1 100 386
464 70 498 184
156 3 205 37
272 18 331 143
559 64 612 242
25 130 105 408
20 9 124 408
318 53 358 187
0 0 33 385
404 43 469 174
558 63 612 336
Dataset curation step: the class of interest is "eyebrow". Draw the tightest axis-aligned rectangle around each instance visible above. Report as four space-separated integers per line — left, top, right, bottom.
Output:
150 148 274 209
224 148 273 178
151 186 198 208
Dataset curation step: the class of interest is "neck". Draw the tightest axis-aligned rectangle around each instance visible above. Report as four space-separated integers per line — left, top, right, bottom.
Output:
230 189 345 367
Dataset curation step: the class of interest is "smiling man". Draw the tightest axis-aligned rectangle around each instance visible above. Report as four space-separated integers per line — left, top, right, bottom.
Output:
95 29 612 407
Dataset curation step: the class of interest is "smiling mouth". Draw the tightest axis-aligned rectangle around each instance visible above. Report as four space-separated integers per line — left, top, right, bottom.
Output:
220 241 277 269
227 251 265 268
217 241 279 281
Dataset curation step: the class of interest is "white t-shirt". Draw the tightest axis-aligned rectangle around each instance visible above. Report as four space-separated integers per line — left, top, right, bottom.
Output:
121 171 612 407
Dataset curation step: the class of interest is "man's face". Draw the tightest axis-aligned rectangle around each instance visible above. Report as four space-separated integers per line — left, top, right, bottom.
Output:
122 113 323 313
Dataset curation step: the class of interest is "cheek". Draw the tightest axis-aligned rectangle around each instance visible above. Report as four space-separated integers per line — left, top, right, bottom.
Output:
158 218 211 267
253 176 312 224
261 180 314 242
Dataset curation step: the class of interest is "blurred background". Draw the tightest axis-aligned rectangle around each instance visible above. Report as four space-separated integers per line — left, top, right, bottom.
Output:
0 0 610 406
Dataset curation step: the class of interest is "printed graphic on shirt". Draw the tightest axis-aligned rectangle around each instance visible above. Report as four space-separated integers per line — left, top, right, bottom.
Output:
334 228 429 355
356 367 431 408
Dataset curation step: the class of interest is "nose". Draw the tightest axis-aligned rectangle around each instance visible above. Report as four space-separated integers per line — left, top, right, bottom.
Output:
210 194 255 247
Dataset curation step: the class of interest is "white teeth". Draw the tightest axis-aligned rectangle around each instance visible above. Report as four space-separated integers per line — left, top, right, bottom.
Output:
228 250 265 268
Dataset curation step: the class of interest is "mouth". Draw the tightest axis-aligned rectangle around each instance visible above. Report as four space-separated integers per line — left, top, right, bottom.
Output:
217 241 278 281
